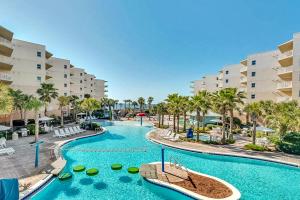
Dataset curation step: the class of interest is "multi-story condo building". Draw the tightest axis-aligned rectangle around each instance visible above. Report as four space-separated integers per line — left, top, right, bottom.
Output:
0 25 108 120
191 75 219 94
192 32 300 104
240 51 279 102
277 33 300 103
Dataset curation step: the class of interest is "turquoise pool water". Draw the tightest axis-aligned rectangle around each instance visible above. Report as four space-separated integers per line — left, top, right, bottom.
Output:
32 122 300 200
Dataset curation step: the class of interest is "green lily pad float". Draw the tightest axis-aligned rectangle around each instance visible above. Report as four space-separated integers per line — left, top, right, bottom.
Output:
86 168 99 176
111 164 122 170
127 167 139 174
58 172 72 180
73 165 86 172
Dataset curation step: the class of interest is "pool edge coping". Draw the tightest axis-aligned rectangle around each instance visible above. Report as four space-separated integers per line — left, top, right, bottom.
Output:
146 129 300 168
144 161 241 200
20 127 108 200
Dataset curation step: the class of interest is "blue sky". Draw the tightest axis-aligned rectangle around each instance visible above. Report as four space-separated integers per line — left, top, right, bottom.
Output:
1 0 300 102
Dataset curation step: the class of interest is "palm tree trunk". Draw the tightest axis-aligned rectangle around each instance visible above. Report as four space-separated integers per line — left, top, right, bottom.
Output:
202 113 206 132
35 112 39 142
61 108 64 127
158 114 161 128
183 112 187 132
10 110 14 128
44 104 47 116
173 114 176 132
24 110 28 126
177 114 180 133
229 109 234 140
162 113 164 126
196 110 200 142
221 113 226 144
246 112 249 124
252 120 256 145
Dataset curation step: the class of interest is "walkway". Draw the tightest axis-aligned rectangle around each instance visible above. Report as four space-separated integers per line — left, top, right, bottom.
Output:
149 128 300 166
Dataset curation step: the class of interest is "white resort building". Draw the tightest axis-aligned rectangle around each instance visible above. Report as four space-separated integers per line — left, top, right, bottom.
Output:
192 32 300 104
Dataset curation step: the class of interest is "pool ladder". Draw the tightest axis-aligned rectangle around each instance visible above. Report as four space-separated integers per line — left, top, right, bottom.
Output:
169 156 189 175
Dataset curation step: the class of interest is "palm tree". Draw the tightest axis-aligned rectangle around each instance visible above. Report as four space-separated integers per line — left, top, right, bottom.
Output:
23 94 34 125
246 102 262 145
138 97 145 112
258 100 275 126
190 95 202 135
0 83 13 115
108 98 115 120
36 83 58 116
8 89 24 127
147 97 154 119
80 98 100 123
132 101 138 110
113 99 119 110
26 98 43 142
69 95 80 120
166 94 181 133
58 96 70 127
211 89 233 144
156 103 164 128
179 96 190 132
226 88 246 139
127 100 132 110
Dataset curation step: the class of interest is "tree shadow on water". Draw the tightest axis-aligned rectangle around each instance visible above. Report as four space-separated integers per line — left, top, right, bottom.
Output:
64 187 81 196
119 176 132 183
79 178 94 185
94 182 108 190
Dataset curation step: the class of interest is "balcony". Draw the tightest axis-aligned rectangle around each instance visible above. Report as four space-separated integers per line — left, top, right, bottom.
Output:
278 50 293 67
45 75 52 80
277 66 293 80
278 40 293 53
104 90 108 93
0 26 13 41
0 37 13 57
45 62 53 70
240 59 247 66
277 81 292 93
0 72 12 84
239 87 247 93
240 76 247 84
0 55 13 70
240 66 247 75
45 50 53 59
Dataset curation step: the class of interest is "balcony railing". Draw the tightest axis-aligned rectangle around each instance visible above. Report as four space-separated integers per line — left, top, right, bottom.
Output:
277 66 293 75
0 37 13 49
278 50 293 60
277 81 292 89
276 96 292 103
240 66 247 74
240 76 247 83
0 72 12 83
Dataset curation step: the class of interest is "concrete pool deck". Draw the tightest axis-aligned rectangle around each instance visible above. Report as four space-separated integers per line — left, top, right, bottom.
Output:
149 128 300 167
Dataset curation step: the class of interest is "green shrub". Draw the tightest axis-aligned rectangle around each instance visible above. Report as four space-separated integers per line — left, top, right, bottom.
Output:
91 123 100 130
278 132 300 155
26 124 45 135
226 138 235 144
244 144 266 151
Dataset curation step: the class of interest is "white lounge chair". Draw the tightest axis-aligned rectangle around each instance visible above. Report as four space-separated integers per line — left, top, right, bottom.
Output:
160 129 171 137
53 130 63 138
170 134 180 142
59 129 68 137
0 137 6 148
68 127 77 135
76 126 85 133
64 128 73 136
70 127 79 134
164 132 175 139
0 147 15 156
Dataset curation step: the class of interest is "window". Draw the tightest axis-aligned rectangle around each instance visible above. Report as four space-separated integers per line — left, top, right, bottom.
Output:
216 84 218 87
251 72 256 77
64 93 67 96
37 76 41 81
225 79 229 83
251 60 256 65
64 83 67 87
216 77 219 80
37 51 42 57
37 64 41 69
80 73 83 76
251 94 255 99
80 95 82 98
80 80 83 83
225 70 229 74
251 83 256 88
91 84 93 87
91 78 93 81
80 88 82 91
91 90 93 93
64 74 67 78
64 65 67 69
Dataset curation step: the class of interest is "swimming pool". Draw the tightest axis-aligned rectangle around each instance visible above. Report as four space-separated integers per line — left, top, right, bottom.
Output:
31 121 300 200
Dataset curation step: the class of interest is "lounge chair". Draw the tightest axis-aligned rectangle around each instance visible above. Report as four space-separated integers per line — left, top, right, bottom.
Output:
64 128 74 136
0 147 15 156
160 129 171 137
68 127 77 135
164 132 175 139
0 137 6 148
59 129 68 137
70 127 79 134
53 130 64 138
76 126 85 133
170 134 180 142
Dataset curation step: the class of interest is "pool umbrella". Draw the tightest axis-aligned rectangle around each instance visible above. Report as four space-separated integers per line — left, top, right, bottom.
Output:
136 113 145 126
255 126 275 136
0 125 11 139
38 116 54 121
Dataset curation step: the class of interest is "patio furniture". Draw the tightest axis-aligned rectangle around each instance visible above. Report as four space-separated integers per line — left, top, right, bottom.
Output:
170 134 180 142
64 128 74 136
59 129 68 137
20 128 29 137
0 147 15 156
68 127 76 135
12 132 18 140
75 126 85 133
0 137 6 148
53 130 64 138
